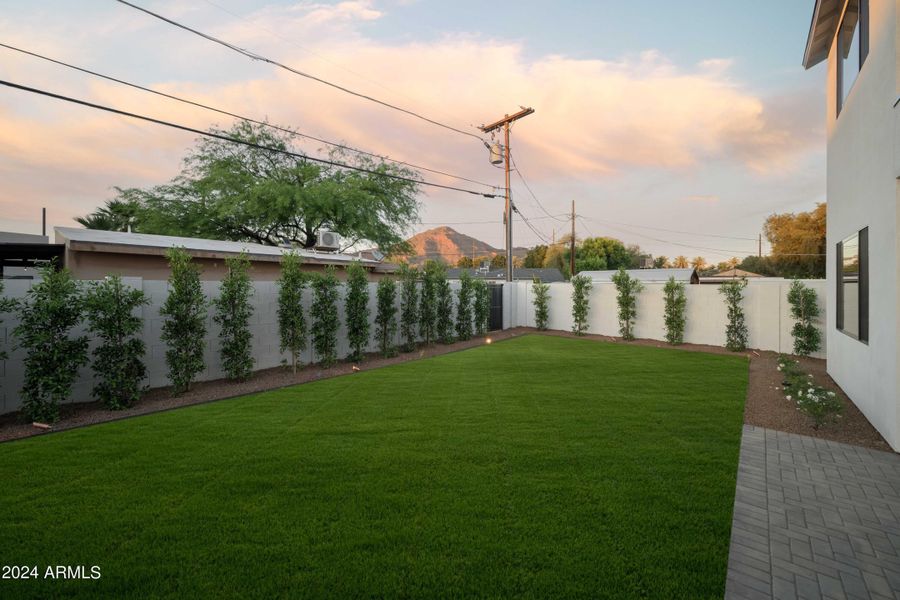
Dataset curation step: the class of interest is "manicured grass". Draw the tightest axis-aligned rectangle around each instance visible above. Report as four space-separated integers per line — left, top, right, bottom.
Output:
0 335 747 599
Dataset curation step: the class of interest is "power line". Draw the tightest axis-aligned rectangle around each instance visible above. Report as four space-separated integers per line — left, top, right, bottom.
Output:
509 152 567 223
200 0 476 132
0 42 496 191
0 79 499 199
580 214 760 242
116 0 486 143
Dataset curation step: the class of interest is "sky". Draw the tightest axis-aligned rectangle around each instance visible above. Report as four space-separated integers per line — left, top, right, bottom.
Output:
0 0 826 262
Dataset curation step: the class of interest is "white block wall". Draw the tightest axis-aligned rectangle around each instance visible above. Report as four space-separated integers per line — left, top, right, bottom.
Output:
503 279 826 358
0 278 461 415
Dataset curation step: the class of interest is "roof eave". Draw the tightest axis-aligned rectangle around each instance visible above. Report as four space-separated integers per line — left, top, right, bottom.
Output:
803 0 840 70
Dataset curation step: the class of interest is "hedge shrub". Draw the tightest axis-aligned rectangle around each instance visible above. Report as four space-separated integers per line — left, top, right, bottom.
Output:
662 276 687 345
345 261 370 362
213 252 254 381
375 277 398 357
719 278 748 352
787 280 821 356
15 263 89 422
277 251 307 373
571 274 592 336
532 277 550 331
611 267 643 340
311 266 340 367
84 275 149 409
160 247 207 394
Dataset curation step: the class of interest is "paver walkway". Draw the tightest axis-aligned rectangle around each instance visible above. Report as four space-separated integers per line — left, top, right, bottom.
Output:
726 425 900 599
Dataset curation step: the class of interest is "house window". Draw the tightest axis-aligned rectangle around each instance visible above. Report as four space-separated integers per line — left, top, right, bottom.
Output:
837 0 869 116
836 228 868 342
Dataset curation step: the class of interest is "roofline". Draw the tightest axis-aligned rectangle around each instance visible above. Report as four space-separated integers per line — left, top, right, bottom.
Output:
803 0 825 69
60 236 384 269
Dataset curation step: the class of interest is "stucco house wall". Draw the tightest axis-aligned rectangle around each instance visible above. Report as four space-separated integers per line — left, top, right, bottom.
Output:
823 0 899 449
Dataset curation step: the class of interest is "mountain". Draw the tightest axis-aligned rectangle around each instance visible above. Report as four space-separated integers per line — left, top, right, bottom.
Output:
398 226 527 266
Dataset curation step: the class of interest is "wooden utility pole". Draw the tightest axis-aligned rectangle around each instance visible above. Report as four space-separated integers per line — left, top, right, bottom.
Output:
758 233 762 258
479 107 534 282
570 200 576 277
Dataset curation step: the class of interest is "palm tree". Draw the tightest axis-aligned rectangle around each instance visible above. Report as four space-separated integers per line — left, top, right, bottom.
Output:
690 256 708 272
673 256 689 268
76 197 142 232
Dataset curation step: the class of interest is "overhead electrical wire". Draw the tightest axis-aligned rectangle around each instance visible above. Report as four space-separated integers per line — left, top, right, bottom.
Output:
0 79 498 198
199 0 477 132
0 42 497 191
509 152 567 223
115 0 487 143
579 214 760 242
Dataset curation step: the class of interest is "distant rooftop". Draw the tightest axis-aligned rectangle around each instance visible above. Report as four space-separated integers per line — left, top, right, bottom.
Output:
54 227 391 270
705 268 763 279
579 268 699 284
446 268 566 283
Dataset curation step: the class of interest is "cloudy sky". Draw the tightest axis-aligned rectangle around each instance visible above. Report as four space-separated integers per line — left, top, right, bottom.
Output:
0 0 825 261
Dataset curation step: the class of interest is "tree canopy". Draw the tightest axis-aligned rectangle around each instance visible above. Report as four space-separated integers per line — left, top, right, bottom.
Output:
77 121 421 252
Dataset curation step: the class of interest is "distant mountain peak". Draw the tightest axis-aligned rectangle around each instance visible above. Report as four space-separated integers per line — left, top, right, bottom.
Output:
398 226 526 265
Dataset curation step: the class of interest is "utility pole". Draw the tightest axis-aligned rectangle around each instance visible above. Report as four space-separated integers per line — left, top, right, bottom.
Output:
758 233 762 258
570 200 576 277
479 107 534 282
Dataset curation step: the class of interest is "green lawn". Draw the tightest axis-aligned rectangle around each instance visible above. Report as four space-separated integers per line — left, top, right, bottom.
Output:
0 335 747 599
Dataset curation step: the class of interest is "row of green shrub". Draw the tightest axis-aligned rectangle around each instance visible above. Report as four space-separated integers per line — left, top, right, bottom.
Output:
0 253 490 423
530 270 822 354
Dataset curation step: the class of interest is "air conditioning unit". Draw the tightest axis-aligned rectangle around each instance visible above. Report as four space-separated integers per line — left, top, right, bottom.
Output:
315 231 341 251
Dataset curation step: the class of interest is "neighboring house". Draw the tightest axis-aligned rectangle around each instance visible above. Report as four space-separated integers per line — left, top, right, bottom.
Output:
54 227 396 281
803 0 898 449
580 268 699 285
446 268 566 283
699 268 765 284
0 231 63 279
708 268 763 279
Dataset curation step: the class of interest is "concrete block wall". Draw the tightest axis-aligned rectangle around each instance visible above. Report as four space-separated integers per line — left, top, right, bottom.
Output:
0 278 461 415
503 279 827 358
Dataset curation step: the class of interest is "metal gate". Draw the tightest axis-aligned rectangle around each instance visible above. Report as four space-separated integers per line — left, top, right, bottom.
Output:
488 284 503 331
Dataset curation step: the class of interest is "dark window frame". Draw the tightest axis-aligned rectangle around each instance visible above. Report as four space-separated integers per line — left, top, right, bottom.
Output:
836 0 869 117
836 227 868 343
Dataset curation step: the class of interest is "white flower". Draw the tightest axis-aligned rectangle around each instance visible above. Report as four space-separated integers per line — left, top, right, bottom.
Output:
798 390 804 397
786 395 792 401
808 374 813 378
827 391 835 397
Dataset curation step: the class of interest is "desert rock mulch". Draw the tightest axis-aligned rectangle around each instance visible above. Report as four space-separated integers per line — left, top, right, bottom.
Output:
1 328 893 452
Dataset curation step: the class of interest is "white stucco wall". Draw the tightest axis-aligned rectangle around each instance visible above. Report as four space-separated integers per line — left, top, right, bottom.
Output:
824 0 899 450
503 279 826 357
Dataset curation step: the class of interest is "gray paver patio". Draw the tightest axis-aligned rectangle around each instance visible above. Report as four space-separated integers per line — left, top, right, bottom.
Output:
725 425 900 600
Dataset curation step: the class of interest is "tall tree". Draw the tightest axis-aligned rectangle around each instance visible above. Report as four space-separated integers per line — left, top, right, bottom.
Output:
763 203 826 278
345 262 371 362
523 245 548 268
160 248 207 394
653 256 671 269
456 256 475 268
673 256 689 268
76 194 143 232
489 254 506 269
690 256 708 272
77 121 421 252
